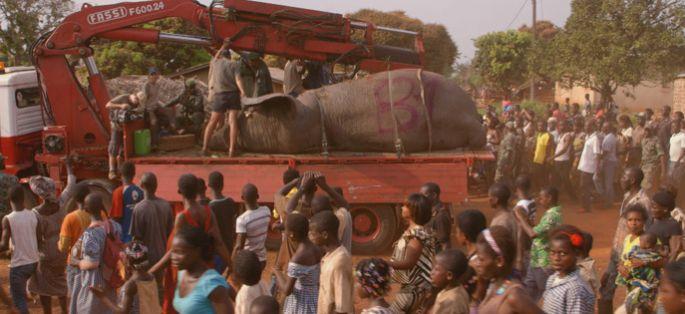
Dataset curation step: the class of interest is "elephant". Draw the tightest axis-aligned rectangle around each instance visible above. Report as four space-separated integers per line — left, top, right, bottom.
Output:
210 69 486 154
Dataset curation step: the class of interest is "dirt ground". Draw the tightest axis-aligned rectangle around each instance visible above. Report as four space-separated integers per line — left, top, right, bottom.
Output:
0 196 627 313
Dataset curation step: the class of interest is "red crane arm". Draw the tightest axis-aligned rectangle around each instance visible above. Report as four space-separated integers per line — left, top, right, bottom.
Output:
32 0 424 156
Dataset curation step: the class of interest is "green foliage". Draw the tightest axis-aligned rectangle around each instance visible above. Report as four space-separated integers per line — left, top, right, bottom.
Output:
519 100 549 118
348 9 459 75
551 0 685 102
93 18 211 78
472 30 534 98
0 0 73 65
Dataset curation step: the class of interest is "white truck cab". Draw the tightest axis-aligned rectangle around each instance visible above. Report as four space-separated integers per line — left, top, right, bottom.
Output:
0 67 45 175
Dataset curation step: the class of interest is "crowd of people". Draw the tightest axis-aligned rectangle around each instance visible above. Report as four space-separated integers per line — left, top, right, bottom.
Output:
1 97 685 313
0 155 683 314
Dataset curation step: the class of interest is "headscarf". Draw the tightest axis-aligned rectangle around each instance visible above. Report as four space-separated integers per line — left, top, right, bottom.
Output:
29 175 57 203
355 258 390 297
125 240 149 270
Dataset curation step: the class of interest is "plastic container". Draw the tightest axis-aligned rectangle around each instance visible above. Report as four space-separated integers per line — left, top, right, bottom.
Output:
134 129 152 156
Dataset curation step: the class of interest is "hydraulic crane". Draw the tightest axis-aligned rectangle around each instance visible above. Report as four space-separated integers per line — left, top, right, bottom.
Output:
32 0 424 170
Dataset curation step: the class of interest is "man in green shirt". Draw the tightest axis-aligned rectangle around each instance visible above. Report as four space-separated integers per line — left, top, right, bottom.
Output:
515 186 562 301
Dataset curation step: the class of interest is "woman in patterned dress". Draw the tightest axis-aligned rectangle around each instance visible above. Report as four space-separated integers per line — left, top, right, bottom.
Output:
27 176 68 313
273 213 322 314
387 193 436 313
69 193 122 314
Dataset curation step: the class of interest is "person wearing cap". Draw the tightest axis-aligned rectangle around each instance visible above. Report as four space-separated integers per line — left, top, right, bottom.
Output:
203 39 247 157
495 121 518 185
641 121 667 194
163 79 205 140
141 67 165 147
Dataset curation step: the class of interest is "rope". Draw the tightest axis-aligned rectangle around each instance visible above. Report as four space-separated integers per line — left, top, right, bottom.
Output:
313 92 329 157
416 69 433 152
387 68 404 158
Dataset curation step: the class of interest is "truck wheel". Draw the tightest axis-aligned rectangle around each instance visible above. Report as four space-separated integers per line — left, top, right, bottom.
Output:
351 204 398 255
64 179 116 213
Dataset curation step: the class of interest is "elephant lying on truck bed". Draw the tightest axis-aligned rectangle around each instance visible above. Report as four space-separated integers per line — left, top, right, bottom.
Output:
212 69 486 154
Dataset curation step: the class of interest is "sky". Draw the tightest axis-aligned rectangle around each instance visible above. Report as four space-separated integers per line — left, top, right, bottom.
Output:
74 0 572 61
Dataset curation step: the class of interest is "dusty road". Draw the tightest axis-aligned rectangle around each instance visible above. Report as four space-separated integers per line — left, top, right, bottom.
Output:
1 197 626 313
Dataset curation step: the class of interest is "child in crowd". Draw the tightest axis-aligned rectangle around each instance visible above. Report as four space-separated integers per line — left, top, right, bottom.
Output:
658 260 685 314
541 225 595 314
577 231 599 294
91 241 161 314
272 212 321 314
234 183 272 269
623 233 662 313
515 187 563 301
429 249 470 314
513 175 537 224
309 211 354 314
513 175 536 278
234 250 270 314
488 183 521 271
196 178 210 206
250 295 280 314
454 209 487 300
648 190 682 261
355 258 392 314
110 161 143 243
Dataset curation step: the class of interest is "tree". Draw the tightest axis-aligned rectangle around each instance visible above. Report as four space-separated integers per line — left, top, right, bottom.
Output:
93 18 212 78
348 9 459 75
472 30 533 99
0 0 73 65
551 0 685 102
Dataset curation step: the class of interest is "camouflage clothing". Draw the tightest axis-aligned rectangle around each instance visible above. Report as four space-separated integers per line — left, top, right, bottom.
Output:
0 172 19 217
495 132 517 184
166 87 205 135
641 136 664 192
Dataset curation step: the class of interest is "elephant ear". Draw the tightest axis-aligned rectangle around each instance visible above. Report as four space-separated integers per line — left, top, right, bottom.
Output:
241 94 297 117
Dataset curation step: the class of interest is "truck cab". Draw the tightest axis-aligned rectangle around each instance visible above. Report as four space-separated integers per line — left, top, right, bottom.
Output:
0 67 45 176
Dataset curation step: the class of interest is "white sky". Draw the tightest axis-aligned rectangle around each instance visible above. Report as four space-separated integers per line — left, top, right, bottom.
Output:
74 0 572 61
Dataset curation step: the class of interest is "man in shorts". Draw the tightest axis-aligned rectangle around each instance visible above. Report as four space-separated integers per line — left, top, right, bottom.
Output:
202 39 247 157
106 92 143 179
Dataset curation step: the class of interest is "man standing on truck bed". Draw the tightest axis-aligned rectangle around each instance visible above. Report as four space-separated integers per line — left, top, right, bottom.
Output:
141 67 164 148
105 92 143 180
202 39 248 157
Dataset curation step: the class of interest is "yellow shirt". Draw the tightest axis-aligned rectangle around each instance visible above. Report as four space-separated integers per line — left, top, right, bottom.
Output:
534 133 551 164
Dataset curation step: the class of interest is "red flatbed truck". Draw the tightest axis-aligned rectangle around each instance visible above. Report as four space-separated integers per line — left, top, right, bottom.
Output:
13 0 494 253
128 145 492 254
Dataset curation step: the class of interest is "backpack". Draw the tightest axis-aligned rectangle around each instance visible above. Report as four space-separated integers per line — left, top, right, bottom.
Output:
101 220 126 289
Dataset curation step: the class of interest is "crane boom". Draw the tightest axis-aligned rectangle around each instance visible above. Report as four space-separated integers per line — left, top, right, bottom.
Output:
32 0 424 157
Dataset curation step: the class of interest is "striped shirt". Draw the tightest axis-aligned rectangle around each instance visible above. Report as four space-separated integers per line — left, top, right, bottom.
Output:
236 206 271 261
542 269 595 314
390 225 436 290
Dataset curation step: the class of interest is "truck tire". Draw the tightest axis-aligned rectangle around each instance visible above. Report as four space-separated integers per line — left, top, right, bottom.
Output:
351 204 398 255
64 179 116 213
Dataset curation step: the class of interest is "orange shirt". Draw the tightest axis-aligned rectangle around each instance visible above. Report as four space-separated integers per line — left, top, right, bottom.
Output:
59 209 91 263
